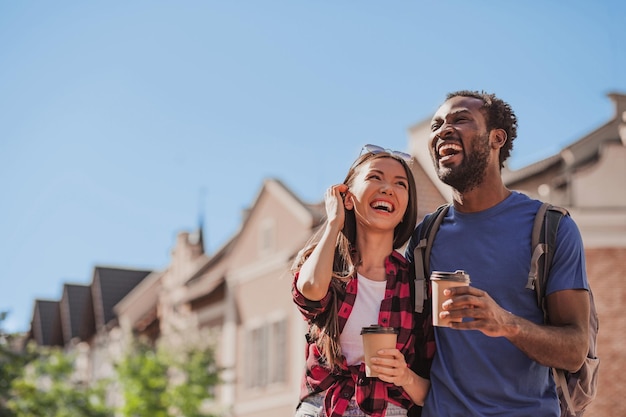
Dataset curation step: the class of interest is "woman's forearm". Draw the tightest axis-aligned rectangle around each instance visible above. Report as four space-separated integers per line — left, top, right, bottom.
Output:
297 222 342 300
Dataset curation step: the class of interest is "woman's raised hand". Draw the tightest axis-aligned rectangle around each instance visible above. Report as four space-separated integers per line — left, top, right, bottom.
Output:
325 184 349 229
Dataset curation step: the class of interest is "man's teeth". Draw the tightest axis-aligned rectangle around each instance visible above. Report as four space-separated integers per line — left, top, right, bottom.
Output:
438 143 462 157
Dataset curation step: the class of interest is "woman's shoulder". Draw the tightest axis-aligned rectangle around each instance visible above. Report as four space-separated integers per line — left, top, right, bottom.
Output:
389 250 408 262
388 250 409 270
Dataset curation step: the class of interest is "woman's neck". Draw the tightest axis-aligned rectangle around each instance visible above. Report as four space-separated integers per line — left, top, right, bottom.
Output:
355 231 394 281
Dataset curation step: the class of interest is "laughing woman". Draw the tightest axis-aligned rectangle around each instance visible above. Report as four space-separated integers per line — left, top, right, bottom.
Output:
292 145 431 417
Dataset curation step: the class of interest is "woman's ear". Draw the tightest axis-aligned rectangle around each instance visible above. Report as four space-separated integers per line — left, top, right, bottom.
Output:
344 193 354 210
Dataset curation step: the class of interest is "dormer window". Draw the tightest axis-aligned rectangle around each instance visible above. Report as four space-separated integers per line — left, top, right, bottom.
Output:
258 218 276 256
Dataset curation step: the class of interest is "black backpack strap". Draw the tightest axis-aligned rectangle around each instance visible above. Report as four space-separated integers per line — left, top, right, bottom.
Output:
413 204 450 313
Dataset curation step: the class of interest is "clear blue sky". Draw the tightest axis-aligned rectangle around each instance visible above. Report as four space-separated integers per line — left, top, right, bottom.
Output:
2 1 625 333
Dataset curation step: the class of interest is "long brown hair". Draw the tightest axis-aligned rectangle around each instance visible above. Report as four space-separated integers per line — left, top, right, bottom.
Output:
292 151 418 368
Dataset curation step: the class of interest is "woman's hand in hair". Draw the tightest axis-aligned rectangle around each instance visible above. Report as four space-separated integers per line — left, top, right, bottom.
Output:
325 184 349 229
297 183 350 301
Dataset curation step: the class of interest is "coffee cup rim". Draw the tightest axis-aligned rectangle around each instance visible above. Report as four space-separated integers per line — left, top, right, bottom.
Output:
360 325 398 335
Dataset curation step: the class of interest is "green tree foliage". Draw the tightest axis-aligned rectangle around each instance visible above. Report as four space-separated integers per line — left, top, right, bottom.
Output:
165 342 220 417
115 341 169 417
115 337 220 417
6 347 111 417
2 312 221 417
0 312 36 417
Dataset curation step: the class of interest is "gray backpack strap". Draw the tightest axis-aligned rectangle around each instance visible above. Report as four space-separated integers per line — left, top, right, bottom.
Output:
413 204 450 313
554 368 576 416
544 205 573 415
526 202 550 297
413 239 427 313
528 204 569 312
527 203 575 415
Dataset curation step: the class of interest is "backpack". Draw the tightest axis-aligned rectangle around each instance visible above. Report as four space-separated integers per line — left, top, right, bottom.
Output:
412 202 599 416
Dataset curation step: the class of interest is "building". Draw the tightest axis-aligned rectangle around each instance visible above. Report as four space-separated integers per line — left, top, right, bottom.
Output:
28 91 625 416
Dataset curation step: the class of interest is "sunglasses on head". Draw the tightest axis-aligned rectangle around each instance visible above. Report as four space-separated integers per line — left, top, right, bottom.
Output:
359 144 412 163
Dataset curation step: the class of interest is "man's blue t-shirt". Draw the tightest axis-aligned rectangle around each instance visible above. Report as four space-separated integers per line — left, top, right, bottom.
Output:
406 192 589 417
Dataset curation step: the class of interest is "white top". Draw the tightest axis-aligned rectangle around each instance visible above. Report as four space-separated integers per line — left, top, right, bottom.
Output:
339 273 387 365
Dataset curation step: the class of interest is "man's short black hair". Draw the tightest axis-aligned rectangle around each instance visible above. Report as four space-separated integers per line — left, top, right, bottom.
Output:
446 90 518 168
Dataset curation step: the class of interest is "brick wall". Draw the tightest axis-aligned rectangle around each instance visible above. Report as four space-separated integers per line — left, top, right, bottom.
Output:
582 247 626 416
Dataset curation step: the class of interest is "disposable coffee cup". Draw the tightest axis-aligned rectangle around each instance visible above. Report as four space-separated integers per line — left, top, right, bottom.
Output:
431 270 471 327
360 325 398 377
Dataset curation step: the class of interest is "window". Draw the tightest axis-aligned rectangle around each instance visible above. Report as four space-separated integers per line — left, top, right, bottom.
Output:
245 317 287 388
246 325 268 388
269 320 287 384
258 218 276 255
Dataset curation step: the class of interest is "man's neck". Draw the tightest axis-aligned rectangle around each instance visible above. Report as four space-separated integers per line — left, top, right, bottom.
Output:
452 178 511 213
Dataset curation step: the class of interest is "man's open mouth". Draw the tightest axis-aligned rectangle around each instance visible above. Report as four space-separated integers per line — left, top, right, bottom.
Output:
437 143 462 162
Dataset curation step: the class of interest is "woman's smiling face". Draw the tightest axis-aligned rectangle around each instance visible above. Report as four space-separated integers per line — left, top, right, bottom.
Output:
346 156 409 231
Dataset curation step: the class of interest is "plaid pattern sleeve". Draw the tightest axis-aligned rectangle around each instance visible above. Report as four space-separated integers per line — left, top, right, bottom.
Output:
292 271 333 321
292 252 424 417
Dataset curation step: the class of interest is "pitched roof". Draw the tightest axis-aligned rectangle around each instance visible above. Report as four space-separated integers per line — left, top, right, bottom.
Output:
91 266 152 329
79 288 96 341
230 178 325 252
501 154 563 185
30 299 63 346
113 271 163 333
503 92 626 187
60 284 92 344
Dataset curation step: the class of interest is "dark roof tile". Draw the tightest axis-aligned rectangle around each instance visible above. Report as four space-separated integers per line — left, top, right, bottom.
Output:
60 284 92 344
31 300 63 346
91 266 152 328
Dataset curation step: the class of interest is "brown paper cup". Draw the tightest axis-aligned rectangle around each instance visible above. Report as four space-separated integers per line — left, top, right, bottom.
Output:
431 270 471 327
360 325 398 377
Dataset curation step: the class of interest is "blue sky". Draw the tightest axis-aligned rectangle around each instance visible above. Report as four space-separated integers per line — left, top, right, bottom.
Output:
1 1 625 333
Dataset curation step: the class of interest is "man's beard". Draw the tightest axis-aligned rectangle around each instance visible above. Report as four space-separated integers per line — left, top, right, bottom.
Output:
436 132 491 194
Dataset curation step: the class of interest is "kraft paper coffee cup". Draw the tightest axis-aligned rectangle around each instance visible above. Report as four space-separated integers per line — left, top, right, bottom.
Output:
431 270 471 327
360 325 398 377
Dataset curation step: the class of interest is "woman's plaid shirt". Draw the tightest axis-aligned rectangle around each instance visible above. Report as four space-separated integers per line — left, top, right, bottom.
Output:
292 251 433 417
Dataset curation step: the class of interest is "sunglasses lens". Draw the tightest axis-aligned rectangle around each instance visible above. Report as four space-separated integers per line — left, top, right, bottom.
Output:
363 144 385 154
360 144 411 162
394 151 412 161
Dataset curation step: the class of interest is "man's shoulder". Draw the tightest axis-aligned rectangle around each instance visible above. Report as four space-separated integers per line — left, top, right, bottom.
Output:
509 190 542 206
498 191 545 219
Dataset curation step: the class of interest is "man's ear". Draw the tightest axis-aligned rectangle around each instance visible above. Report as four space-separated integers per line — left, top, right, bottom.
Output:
490 128 507 149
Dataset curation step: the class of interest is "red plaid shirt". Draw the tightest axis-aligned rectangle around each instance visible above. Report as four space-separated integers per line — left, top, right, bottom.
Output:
293 251 433 417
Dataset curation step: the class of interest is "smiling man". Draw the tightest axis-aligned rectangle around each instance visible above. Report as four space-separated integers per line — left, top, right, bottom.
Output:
405 91 591 417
